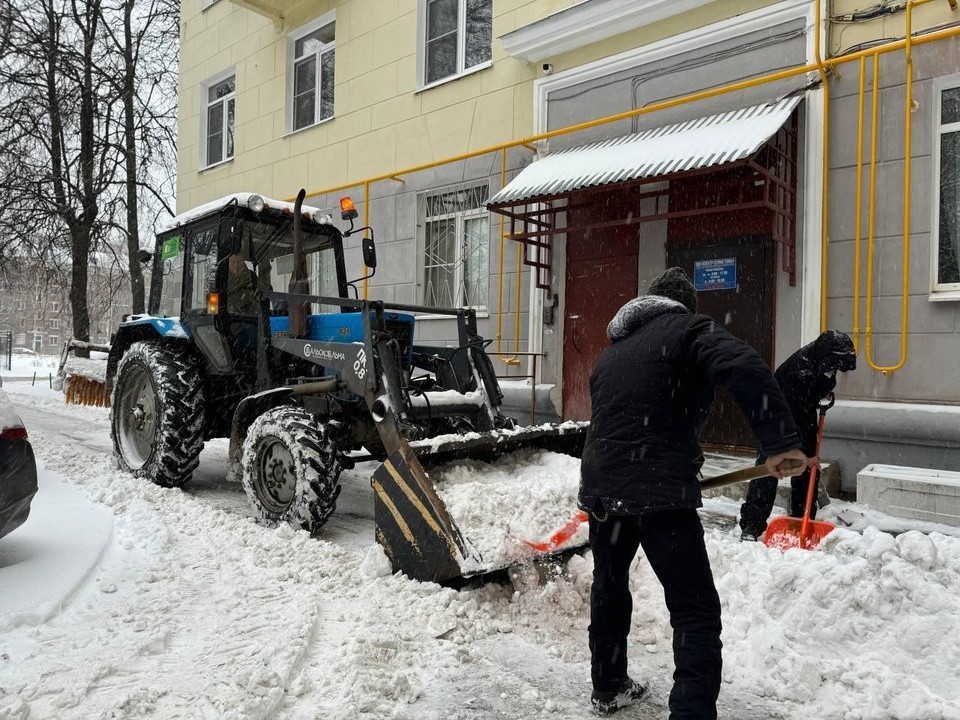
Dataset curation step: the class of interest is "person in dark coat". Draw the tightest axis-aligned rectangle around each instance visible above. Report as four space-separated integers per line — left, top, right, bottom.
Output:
738 330 857 540
579 266 809 719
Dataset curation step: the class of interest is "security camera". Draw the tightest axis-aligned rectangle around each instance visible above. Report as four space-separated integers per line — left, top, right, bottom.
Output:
541 63 553 76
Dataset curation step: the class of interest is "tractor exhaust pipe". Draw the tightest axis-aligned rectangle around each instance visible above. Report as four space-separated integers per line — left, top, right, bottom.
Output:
289 188 309 338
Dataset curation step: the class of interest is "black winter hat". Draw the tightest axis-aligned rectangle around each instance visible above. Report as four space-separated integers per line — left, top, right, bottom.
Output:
648 266 697 313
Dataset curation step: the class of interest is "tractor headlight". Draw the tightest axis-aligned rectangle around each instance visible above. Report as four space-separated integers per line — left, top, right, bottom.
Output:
247 194 265 213
312 210 331 225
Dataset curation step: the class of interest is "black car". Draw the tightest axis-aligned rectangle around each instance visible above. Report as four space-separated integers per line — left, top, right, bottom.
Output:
0 390 38 539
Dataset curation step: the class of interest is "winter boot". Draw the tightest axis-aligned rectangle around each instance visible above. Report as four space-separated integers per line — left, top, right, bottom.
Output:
591 677 648 716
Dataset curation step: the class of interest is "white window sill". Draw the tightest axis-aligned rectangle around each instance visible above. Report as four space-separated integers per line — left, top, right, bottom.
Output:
415 310 490 320
282 115 335 139
201 0 222 11
415 61 492 94
199 157 234 174
928 290 960 302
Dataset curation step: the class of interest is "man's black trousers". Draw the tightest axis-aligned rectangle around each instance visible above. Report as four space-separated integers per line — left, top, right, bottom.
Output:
739 467 820 537
588 509 722 720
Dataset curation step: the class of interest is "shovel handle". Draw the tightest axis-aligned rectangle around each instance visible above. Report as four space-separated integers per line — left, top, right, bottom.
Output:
698 458 807 491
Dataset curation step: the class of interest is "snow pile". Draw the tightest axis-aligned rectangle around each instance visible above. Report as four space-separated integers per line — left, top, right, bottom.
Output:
431 449 585 571
0 389 24 431
3 383 960 719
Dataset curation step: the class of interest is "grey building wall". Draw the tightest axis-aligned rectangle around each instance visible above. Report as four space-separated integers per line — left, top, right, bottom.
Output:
827 41 960 404
823 39 960 489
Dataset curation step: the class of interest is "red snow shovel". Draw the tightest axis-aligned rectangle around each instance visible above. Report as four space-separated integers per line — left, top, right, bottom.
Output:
520 458 809 553
763 395 836 551
522 511 590 553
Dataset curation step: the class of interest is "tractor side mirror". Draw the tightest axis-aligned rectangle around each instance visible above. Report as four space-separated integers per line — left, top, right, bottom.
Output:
138 249 153 264
362 237 377 269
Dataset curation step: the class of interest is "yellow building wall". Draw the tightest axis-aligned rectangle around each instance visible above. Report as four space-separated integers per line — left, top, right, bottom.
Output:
828 0 960 56
177 0 795 212
177 0 574 210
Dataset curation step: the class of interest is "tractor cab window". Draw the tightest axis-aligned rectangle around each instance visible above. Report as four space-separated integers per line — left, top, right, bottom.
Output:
188 228 218 311
157 234 185 317
231 217 342 316
227 234 261 315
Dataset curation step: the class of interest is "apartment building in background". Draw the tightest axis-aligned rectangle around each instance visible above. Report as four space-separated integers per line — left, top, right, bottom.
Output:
175 0 960 486
0 257 131 354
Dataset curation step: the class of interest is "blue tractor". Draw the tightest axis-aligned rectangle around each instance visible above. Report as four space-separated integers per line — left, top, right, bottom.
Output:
107 190 584 582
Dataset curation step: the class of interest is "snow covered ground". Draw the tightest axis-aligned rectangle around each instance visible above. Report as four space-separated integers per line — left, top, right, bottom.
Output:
1 381 959 719
1 355 59 381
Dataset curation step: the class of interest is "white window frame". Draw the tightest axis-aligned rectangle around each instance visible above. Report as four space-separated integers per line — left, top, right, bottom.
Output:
285 12 337 134
931 73 960 299
51 301 60 313
417 183 490 313
50 318 59 330
49 335 59 348
416 0 492 91
199 67 236 171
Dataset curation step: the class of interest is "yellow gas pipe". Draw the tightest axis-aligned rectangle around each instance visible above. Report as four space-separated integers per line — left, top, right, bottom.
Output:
496 149 521 365
864 0 923 374
864 51 882 365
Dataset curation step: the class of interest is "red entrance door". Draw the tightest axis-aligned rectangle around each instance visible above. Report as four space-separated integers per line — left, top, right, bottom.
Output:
562 199 639 421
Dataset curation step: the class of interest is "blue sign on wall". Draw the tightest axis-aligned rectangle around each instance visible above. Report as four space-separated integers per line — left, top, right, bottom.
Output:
694 257 737 291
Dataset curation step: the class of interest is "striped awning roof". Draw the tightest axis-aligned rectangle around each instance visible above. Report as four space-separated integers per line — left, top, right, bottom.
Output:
488 96 801 207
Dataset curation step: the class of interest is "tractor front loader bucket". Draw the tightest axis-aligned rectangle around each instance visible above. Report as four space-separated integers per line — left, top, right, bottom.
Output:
370 422 588 583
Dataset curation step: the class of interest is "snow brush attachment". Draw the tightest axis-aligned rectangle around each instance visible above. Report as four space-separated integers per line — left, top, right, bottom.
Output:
58 339 112 407
370 423 588 583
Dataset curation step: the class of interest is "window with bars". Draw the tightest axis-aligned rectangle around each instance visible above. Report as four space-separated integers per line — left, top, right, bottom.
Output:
418 183 490 309
202 72 235 168
936 80 960 292
288 14 336 132
420 0 492 87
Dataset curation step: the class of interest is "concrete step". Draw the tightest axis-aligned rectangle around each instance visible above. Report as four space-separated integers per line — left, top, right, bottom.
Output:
857 464 960 527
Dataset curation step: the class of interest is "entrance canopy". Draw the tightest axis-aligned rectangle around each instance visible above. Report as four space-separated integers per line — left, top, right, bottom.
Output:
489 97 800 206
487 97 801 290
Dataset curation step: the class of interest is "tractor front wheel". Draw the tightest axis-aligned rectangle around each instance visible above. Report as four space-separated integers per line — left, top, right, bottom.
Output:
111 341 205 487
240 406 343 532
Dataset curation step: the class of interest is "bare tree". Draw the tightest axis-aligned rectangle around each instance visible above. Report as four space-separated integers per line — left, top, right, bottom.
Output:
0 0 178 349
0 0 123 353
100 0 178 314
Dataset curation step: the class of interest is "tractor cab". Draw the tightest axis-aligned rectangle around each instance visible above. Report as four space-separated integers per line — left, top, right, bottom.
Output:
146 193 350 379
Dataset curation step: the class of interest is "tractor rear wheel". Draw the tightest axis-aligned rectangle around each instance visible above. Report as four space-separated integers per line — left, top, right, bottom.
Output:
111 341 205 488
240 406 343 532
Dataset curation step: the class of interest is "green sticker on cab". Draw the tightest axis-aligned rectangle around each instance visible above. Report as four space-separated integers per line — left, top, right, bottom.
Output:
161 236 181 260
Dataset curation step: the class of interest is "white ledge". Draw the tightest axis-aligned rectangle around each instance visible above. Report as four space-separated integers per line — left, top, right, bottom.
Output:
499 0 714 63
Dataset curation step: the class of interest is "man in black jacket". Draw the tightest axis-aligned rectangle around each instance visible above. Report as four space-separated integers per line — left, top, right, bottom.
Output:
579 267 808 718
738 330 856 540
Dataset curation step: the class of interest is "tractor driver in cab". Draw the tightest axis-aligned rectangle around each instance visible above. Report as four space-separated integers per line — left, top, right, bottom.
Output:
227 234 265 316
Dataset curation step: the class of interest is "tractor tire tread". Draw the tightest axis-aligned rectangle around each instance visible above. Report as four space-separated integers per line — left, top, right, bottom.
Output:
111 340 205 488
240 406 343 533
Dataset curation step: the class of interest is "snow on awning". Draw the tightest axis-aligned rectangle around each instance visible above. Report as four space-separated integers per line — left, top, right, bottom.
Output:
487 96 801 207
